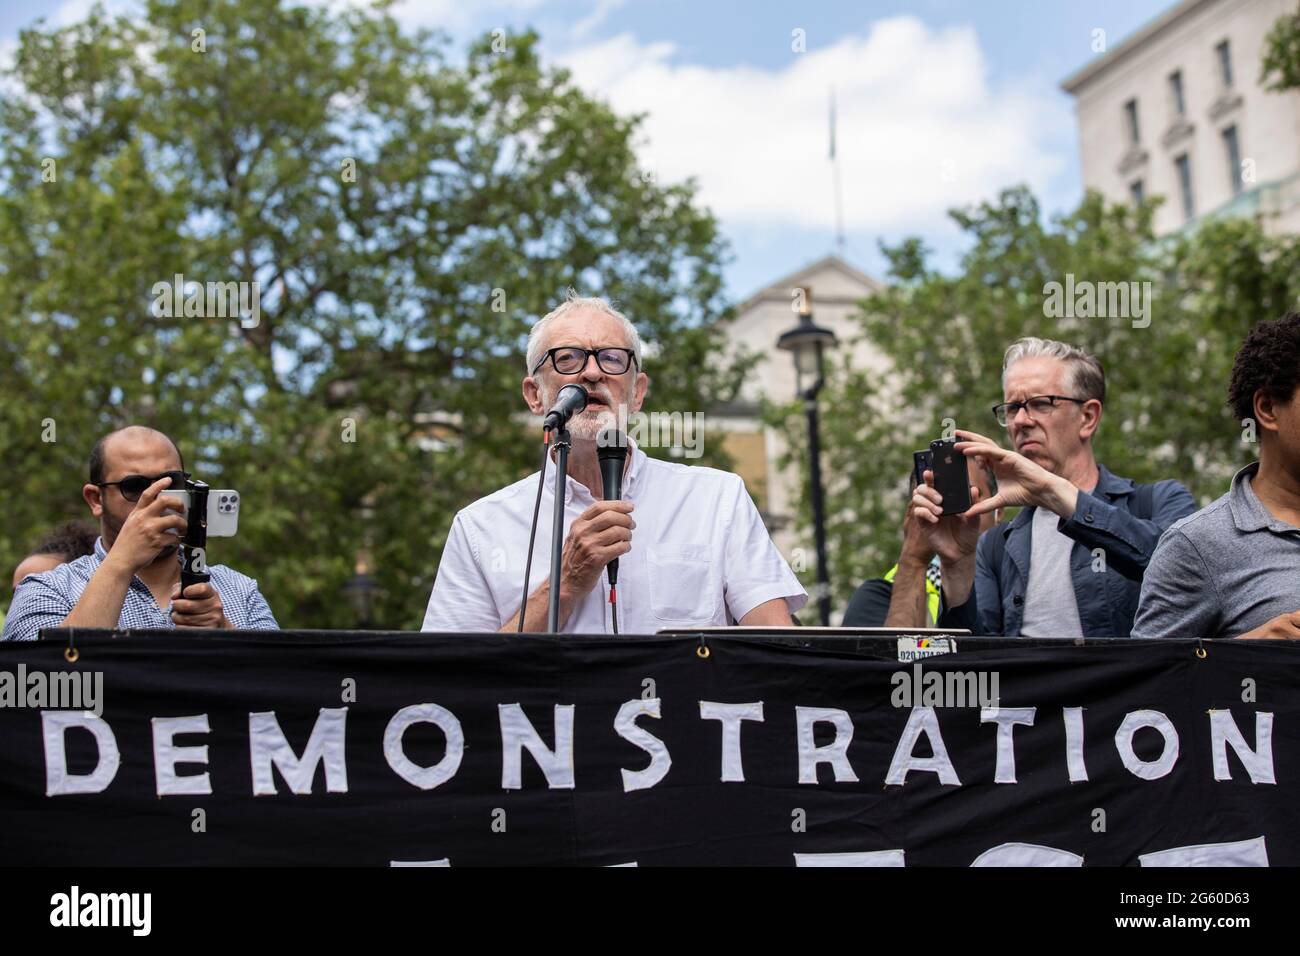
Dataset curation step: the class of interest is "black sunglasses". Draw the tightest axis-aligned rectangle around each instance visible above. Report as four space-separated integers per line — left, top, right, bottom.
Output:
97 470 190 502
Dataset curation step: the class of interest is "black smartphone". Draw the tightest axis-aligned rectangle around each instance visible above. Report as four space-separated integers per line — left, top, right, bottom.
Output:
929 437 972 515
911 450 932 491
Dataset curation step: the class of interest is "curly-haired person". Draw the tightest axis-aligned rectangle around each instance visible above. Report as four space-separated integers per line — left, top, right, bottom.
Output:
1134 312 1300 639
10 521 99 590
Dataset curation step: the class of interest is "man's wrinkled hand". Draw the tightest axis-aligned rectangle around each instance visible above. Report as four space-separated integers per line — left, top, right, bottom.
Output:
559 500 635 601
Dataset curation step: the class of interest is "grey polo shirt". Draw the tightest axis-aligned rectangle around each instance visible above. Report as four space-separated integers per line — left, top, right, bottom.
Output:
1133 462 1300 639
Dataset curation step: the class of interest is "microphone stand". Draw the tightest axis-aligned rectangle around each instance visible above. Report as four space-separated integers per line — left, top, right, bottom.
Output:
546 426 571 633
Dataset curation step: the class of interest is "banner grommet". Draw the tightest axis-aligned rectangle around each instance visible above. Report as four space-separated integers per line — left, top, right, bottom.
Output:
1195 646 1207 659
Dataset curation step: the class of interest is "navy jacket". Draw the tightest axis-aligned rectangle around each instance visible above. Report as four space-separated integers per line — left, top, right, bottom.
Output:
939 465 1197 637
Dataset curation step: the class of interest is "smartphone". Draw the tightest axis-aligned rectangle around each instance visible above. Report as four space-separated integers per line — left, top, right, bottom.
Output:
928 438 972 516
911 450 932 491
159 490 241 537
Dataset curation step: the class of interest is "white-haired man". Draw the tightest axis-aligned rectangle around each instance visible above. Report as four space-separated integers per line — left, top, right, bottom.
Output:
422 293 806 633
912 337 1196 637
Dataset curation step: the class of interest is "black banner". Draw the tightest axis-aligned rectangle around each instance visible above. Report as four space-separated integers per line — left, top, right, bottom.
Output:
0 631 1296 866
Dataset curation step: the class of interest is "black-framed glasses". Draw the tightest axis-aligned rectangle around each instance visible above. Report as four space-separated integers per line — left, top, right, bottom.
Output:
97 470 190 502
992 395 1090 427
531 346 637 376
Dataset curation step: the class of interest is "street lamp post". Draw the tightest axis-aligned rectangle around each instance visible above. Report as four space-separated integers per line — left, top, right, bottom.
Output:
776 287 838 626
342 561 379 629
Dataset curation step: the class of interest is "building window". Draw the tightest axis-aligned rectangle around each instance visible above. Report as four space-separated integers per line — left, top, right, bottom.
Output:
1124 98 1141 144
1168 70 1186 116
1223 125 1242 195
1130 179 1145 205
1215 39 1233 88
1175 153 1195 220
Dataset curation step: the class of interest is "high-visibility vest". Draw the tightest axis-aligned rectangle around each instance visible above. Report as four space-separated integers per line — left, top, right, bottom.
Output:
882 558 942 627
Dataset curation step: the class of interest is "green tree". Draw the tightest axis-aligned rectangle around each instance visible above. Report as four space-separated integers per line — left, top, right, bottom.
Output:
1262 0 1300 91
0 0 746 627
770 187 1300 617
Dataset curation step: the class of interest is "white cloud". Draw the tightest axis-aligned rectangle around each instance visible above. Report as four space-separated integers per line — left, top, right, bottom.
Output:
49 0 138 26
295 0 545 32
571 0 625 40
557 17 1073 234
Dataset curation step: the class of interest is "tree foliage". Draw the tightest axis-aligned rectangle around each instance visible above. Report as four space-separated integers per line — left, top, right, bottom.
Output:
0 0 745 626
770 187 1300 616
1262 0 1300 91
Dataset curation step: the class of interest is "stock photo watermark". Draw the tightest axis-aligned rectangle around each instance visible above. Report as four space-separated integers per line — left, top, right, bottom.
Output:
598 406 706 458
1042 273 1152 329
890 662 1001 709
150 273 261 329
0 666 104 717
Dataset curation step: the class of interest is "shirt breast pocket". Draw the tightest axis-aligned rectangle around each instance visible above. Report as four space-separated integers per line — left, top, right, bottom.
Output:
647 545 720 624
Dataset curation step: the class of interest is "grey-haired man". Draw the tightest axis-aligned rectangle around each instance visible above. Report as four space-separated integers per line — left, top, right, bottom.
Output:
912 337 1196 637
423 292 806 634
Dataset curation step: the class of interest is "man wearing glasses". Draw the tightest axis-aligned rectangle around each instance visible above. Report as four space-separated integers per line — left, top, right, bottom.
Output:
911 338 1195 637
423 292 805 633
2 426 278 640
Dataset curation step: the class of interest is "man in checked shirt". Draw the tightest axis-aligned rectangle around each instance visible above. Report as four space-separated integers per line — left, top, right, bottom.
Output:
3 426 278 640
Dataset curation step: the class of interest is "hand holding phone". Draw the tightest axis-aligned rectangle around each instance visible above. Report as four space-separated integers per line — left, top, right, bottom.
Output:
159 489 241 537
928 438 972 515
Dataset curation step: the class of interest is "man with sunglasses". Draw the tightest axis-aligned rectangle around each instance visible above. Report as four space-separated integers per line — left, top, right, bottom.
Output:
423 292 805 633
2 426 278 641
911 337 1195 637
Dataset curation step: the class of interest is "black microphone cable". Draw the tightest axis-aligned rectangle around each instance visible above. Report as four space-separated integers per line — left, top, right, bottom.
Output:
608 566 619 635
517 430 552 632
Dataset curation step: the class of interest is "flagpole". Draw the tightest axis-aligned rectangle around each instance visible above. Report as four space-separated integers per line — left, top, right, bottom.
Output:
830 89 845 256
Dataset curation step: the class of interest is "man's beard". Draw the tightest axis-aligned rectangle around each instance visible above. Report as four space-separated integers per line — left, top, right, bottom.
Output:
539 382 622 441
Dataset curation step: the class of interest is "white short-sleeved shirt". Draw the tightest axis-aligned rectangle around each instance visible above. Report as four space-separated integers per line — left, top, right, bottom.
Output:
422 442 806 634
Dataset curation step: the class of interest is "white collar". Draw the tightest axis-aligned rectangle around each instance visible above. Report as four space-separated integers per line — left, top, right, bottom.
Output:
544 436 647 504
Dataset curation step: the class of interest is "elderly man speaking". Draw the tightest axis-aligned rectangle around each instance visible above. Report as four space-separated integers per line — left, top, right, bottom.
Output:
422 293 806 633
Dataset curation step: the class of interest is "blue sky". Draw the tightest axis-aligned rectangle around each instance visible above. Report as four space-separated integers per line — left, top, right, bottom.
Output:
2 0 1175 301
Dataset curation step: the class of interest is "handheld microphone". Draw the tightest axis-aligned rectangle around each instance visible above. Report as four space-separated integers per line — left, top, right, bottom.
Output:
543 384 588 432
597 428 629 586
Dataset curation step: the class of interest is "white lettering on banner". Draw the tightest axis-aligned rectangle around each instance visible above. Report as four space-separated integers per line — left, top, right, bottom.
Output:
795 840 1268 867
249 708 349 795
49 885 151 936
795 707 858 784
1063 706 1089 782
1114 710 1179 780
971 843 1083 866
499 703 575 790
980 707 1035 784
794 850 905 866
390 859 451 866
614 698 671 792
1208 710 1275 784
151 714 212 796
43 711 120 796
33 703 1279 799
384 703 464 790
885 707 961 786
1138 836 1269 867
699 701 764 782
